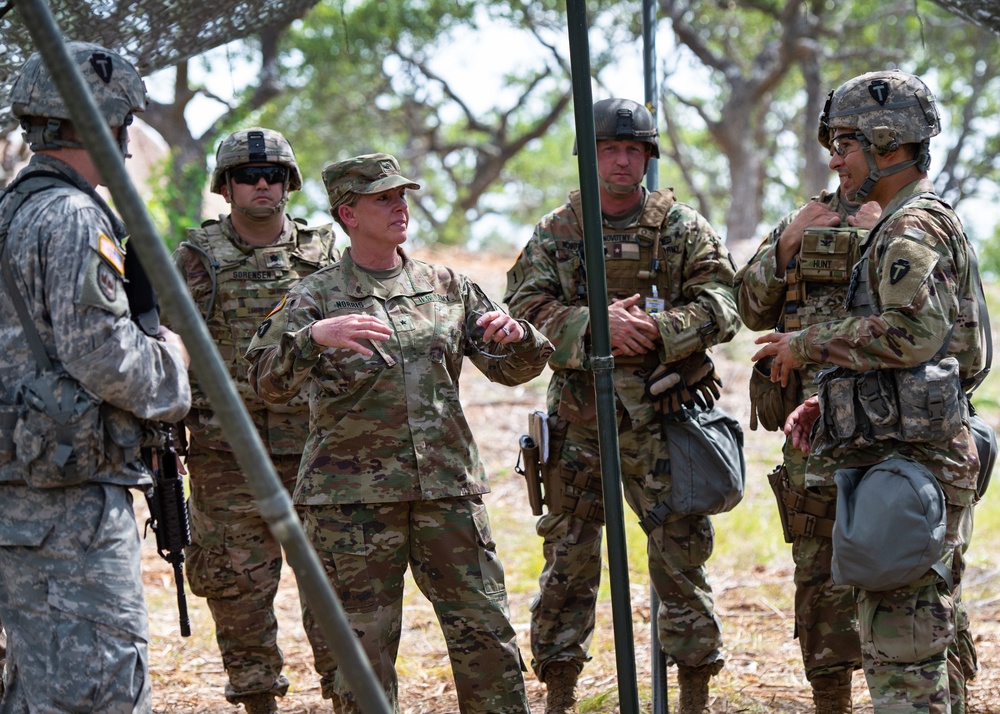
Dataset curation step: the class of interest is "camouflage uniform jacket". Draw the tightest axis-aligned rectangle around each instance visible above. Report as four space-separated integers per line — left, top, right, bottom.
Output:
0 155 191 486
504 187 739 431
789 179 984 499
246 248 554 505
173 215 339 454
735 189 864 404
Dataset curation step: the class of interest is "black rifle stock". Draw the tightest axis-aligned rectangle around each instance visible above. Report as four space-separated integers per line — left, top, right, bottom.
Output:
143 426 192 637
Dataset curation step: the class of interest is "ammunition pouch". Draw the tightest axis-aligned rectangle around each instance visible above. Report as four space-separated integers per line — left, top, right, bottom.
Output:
783 227 860 331
6 371 148 489
748 356 800 431
555 466 605 524
13 371 103 489
813 357 966 455
796 227 860 284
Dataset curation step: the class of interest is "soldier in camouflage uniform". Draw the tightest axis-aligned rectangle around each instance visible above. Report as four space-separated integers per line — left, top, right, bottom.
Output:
504 98 741 714
0 42 191 712
246 152 553 714
755 70 986 714
735 125 883 710
170 128 340 714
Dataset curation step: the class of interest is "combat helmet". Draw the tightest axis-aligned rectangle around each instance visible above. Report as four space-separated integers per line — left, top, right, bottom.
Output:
820 69 940 153
210 127 303 194
10 41 146 155
576 98 660 159
819 70 939 200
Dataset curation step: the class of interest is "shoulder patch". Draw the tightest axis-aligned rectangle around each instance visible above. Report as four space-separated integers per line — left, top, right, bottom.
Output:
264 294 288 320
98 232 125 275
878 233 939 309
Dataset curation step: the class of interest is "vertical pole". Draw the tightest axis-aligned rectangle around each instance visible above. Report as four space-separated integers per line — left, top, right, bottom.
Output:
565 1 639 712
642 0 670 712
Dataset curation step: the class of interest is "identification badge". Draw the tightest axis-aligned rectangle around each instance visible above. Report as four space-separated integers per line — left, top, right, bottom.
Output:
645 297 665 315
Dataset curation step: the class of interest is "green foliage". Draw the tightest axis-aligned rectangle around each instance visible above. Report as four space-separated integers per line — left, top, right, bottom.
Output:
145 152 209 249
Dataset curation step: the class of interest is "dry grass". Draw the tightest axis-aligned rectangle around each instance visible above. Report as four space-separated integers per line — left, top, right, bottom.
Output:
142 248 1000 713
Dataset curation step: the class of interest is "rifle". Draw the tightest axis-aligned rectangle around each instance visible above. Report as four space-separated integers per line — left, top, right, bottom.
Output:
123 245 192 637
142 425 192 637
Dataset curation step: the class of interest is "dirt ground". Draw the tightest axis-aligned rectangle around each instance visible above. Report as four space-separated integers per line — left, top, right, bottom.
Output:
141 248 1000 713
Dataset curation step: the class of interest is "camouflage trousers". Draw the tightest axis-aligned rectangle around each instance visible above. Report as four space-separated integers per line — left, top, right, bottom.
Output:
300 496 530 714
0 482 151 713
784 444 862 681
861 502 973 714
184 443 297 703
530 420 724 677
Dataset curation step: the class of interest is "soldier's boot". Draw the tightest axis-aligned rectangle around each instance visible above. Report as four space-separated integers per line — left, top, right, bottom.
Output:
542 661 581 714
330 693 363 714
811 671 854 714
677 664 713 714
240 693 279 714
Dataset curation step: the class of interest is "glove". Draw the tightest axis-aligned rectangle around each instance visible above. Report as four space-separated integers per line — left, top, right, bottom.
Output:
645 353 722 416
748 356 799 431
684 353 721 410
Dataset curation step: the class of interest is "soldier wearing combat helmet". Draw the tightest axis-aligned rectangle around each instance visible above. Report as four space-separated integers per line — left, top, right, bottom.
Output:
754 70 988 712
735 98 887 713
506 98 741 714
0 42 191 712
170 127 338 714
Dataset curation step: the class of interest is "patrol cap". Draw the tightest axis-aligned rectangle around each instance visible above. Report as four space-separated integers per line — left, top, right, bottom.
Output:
322 153 420 211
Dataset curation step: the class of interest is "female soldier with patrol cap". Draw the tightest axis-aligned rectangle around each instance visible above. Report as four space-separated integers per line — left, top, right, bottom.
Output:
246 152 553 713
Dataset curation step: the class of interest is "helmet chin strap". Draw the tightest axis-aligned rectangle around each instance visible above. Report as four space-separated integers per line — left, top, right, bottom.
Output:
853 143 916 202
228 177 289 221
600 177 642 196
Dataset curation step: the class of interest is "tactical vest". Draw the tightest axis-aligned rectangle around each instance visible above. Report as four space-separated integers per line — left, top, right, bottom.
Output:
567 188 676 367
180 218 337 451
783 191 863 331
814 194 974 454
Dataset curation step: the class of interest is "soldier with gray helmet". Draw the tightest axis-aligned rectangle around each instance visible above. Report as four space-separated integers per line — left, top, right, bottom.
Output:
0 42 191 712
169 127 339 714
246 152 552 714
505 98 742 714
754 69 987 712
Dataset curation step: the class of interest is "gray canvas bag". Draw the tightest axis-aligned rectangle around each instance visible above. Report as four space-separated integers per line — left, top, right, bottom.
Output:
832 457 948 592
640 406 746 534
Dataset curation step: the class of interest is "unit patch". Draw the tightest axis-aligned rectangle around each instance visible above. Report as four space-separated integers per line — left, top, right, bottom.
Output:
97 262 118 301
889 258 911 284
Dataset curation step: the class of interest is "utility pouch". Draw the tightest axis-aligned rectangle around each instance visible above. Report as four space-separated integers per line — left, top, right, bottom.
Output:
796 227 861 284
895 357 965 444
817 371 862 445
748 356 800 432
0 404 17 466
968 406 996 501
14 371 102 488
515 434 545 516
767 464 794 544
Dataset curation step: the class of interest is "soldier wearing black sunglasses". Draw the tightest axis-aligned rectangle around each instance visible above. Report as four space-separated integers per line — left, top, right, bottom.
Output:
168 128 341 714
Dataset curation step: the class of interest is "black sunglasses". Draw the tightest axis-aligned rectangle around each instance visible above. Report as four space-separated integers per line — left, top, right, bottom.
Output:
230 166 288 185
